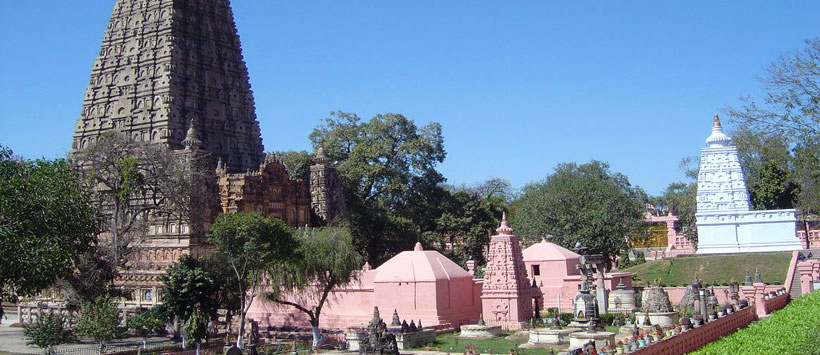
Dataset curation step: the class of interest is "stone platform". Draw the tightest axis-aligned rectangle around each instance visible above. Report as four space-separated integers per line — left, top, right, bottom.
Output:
635 311 679 327
518 328 580 347
568 331 615 350
459 324 503 338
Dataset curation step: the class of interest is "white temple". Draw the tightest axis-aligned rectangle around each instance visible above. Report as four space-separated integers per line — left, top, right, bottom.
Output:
695 115 802 254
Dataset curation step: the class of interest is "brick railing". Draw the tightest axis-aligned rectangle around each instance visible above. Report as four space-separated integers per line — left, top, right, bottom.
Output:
762 292 789 315
629 305 757 355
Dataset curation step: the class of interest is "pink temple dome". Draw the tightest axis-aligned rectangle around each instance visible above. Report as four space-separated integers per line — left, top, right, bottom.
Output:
374 248 473 283
522 239 580 262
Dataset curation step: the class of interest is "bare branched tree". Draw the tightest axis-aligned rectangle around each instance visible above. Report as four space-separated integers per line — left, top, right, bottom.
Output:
60 132 217 303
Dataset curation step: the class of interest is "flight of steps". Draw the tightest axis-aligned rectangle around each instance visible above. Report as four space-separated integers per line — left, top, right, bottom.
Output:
789 249 820 299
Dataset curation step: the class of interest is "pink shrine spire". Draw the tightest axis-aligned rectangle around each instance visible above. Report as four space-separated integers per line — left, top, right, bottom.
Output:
481 213 541 330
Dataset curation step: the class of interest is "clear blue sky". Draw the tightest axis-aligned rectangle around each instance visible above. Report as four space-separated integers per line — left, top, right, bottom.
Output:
1 1 818 195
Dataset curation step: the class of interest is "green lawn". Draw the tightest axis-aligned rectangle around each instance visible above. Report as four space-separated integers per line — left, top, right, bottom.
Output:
691 291 820 354
408 326 621 354
620 252 792 286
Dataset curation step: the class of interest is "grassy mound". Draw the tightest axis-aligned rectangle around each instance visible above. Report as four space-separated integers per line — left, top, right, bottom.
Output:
620 252 791 286
692 291 820 354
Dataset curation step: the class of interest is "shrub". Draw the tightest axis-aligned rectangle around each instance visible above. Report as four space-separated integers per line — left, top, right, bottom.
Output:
75 297 126 346
24 312 76 351
127 306 166 338
692 291 820 354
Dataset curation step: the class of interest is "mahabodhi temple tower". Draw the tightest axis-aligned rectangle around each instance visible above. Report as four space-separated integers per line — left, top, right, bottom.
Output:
70 0 345 306
71 0 263 171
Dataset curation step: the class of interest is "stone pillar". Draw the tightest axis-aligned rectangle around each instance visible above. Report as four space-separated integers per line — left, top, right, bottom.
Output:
466 260 476 276
595 268 607 314
481 213 541 330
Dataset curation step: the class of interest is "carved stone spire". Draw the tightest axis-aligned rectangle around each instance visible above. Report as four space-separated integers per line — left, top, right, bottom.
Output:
481 213 541 330
71 0 265 172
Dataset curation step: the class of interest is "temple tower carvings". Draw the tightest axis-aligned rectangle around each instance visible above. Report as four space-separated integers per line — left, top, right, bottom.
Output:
481 213 541 330
71 0 264 173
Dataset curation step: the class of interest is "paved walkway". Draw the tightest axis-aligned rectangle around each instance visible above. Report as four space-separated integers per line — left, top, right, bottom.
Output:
0 314 172 354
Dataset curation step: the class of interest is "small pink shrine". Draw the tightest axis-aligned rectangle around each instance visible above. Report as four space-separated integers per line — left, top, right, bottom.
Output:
522 238 633 311
480 213 541 330
644 211 696 258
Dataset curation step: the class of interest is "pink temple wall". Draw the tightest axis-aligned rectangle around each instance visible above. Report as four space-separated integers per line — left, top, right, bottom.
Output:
248 266 483 330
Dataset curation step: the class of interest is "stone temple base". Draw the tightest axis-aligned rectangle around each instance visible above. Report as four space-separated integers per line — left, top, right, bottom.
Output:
518 328 580 347
635 312 679 327
459 324 503 338
568 331 615 350
696 210 802 254
395 329 436 349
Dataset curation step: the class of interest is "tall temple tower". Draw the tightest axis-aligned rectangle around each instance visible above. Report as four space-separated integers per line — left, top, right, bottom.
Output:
71 0 264 173
695 115 801 253
68 0 266 304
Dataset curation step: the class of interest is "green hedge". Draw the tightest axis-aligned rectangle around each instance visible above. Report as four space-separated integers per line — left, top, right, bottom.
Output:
692 291 820 355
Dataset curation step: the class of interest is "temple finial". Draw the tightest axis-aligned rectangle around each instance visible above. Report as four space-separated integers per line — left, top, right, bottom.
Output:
414 242 424 251
705 113 731 147
496 212 513 234
182 118 202 150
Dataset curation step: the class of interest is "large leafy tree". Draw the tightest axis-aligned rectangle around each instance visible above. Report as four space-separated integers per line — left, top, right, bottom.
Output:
0 145 99 321
309 111 446 264
732 127 797 210
510 161 648 267
727 37 820 236
266 227 363 349
160 255 218 343
208 212 297 349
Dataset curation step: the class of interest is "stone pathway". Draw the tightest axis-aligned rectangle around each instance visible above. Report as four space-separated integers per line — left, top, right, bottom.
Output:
0 314 173 355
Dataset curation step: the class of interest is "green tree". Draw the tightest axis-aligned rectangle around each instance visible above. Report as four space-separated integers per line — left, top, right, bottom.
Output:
160 256 217 344
266 227 363 349
182 309 208 355
272 150 314 181
24 312 76 353
732 127 797 210
208 212 297 348
727 37 820 237
0 145 99 321
74 297 125 350
127 306 166 348
309 111 446 264
422 191 500 266
510 161 648 267
200 253 241 335
160 256 218 323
